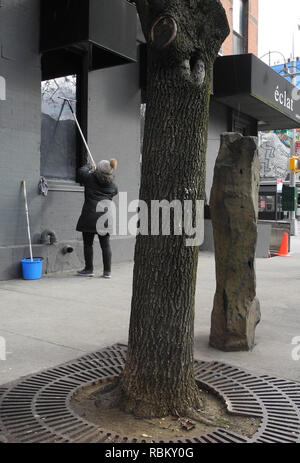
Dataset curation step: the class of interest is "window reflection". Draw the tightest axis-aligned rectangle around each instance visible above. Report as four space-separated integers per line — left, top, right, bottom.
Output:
233 0 244 35
233 0 245 54
41 75 77 180
259 195 275 212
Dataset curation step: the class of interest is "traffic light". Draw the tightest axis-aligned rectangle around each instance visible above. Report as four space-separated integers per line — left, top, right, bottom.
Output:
282 185 298 211
289 156 300 173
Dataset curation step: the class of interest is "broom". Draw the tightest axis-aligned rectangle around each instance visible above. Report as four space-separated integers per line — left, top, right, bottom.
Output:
22 180 33 262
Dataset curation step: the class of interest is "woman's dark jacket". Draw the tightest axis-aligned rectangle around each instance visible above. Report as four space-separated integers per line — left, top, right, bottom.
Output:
76 165 118 233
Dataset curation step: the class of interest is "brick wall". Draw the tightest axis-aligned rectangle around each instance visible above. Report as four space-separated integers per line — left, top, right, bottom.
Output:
221 0 233 55
247 0 258 55
220 0 258 56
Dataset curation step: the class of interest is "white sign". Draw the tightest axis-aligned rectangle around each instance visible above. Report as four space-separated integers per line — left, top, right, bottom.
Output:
276 178 283 193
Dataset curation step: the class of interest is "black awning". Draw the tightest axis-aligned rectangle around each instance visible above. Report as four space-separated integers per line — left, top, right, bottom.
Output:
40 0 137 68
213 54 300 131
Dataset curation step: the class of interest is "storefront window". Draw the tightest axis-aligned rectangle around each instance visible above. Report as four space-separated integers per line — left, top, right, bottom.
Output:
259 195 275 213
41 75 77 180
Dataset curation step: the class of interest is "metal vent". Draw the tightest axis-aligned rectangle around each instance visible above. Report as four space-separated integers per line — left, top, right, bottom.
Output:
0 344 299 443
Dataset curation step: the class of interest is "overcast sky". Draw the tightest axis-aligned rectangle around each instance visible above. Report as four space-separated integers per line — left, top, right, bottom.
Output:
258 0 300 64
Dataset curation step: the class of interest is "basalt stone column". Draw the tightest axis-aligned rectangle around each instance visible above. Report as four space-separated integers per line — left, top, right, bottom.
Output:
209 133 261 352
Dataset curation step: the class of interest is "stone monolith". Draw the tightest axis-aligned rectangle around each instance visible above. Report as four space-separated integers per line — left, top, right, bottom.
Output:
209 132 261 351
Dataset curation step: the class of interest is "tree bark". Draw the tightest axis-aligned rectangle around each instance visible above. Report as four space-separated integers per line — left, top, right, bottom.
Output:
209 133 261 351
120 0 229 418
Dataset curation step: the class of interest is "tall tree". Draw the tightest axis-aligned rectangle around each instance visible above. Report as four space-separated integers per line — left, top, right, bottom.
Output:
97 0 229 420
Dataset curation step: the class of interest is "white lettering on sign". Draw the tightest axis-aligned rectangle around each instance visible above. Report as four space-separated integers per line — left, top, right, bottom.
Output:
0 76 6 101
274 85 294 111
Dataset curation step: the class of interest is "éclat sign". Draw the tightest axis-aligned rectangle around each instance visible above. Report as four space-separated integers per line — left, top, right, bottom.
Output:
274 85 294 112
0 76 6 101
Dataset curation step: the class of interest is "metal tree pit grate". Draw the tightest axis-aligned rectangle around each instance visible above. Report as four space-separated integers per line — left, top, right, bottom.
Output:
0 344 299 443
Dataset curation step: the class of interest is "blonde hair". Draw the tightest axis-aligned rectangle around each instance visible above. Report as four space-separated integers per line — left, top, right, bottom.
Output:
110 159 117 170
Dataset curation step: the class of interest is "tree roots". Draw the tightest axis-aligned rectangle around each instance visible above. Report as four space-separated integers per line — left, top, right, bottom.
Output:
94 378 219 428
94 378 123 410
181 407 217 427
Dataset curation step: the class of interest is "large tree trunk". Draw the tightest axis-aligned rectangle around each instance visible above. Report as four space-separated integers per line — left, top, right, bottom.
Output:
119 0 229 418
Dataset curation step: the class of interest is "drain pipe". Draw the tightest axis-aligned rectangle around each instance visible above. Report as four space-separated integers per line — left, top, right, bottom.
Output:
40 230 58 245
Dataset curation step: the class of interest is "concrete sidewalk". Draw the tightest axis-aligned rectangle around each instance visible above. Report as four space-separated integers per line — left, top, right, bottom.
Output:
1 236 300 386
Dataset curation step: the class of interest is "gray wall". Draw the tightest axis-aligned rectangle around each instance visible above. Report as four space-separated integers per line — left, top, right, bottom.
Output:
88 64 141 256
0 0 41 248
200 99 229 251
0 1 141 280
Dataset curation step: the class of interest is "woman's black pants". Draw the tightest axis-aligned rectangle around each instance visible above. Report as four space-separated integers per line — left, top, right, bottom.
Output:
82 232 111 273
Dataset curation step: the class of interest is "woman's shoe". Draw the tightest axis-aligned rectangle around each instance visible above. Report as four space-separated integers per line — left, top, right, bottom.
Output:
102 272 111 279
77 269 95 277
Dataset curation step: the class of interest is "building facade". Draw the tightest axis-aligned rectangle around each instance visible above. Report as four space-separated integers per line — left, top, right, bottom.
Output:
0 0 141 279
221 0 258 56
205 0 259 199
258 59 300 222
0 0 299 279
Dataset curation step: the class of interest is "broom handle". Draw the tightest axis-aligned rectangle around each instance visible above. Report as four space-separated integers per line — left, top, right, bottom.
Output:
22 180 33 262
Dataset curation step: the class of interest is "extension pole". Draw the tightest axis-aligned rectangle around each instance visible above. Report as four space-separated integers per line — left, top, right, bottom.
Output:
22 180 33 262
57 96 96 168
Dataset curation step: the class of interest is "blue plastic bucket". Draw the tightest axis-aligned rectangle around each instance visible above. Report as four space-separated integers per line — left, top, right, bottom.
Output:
21 258 43 280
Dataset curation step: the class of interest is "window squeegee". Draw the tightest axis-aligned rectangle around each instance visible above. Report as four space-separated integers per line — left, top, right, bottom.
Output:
57 96 96 168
